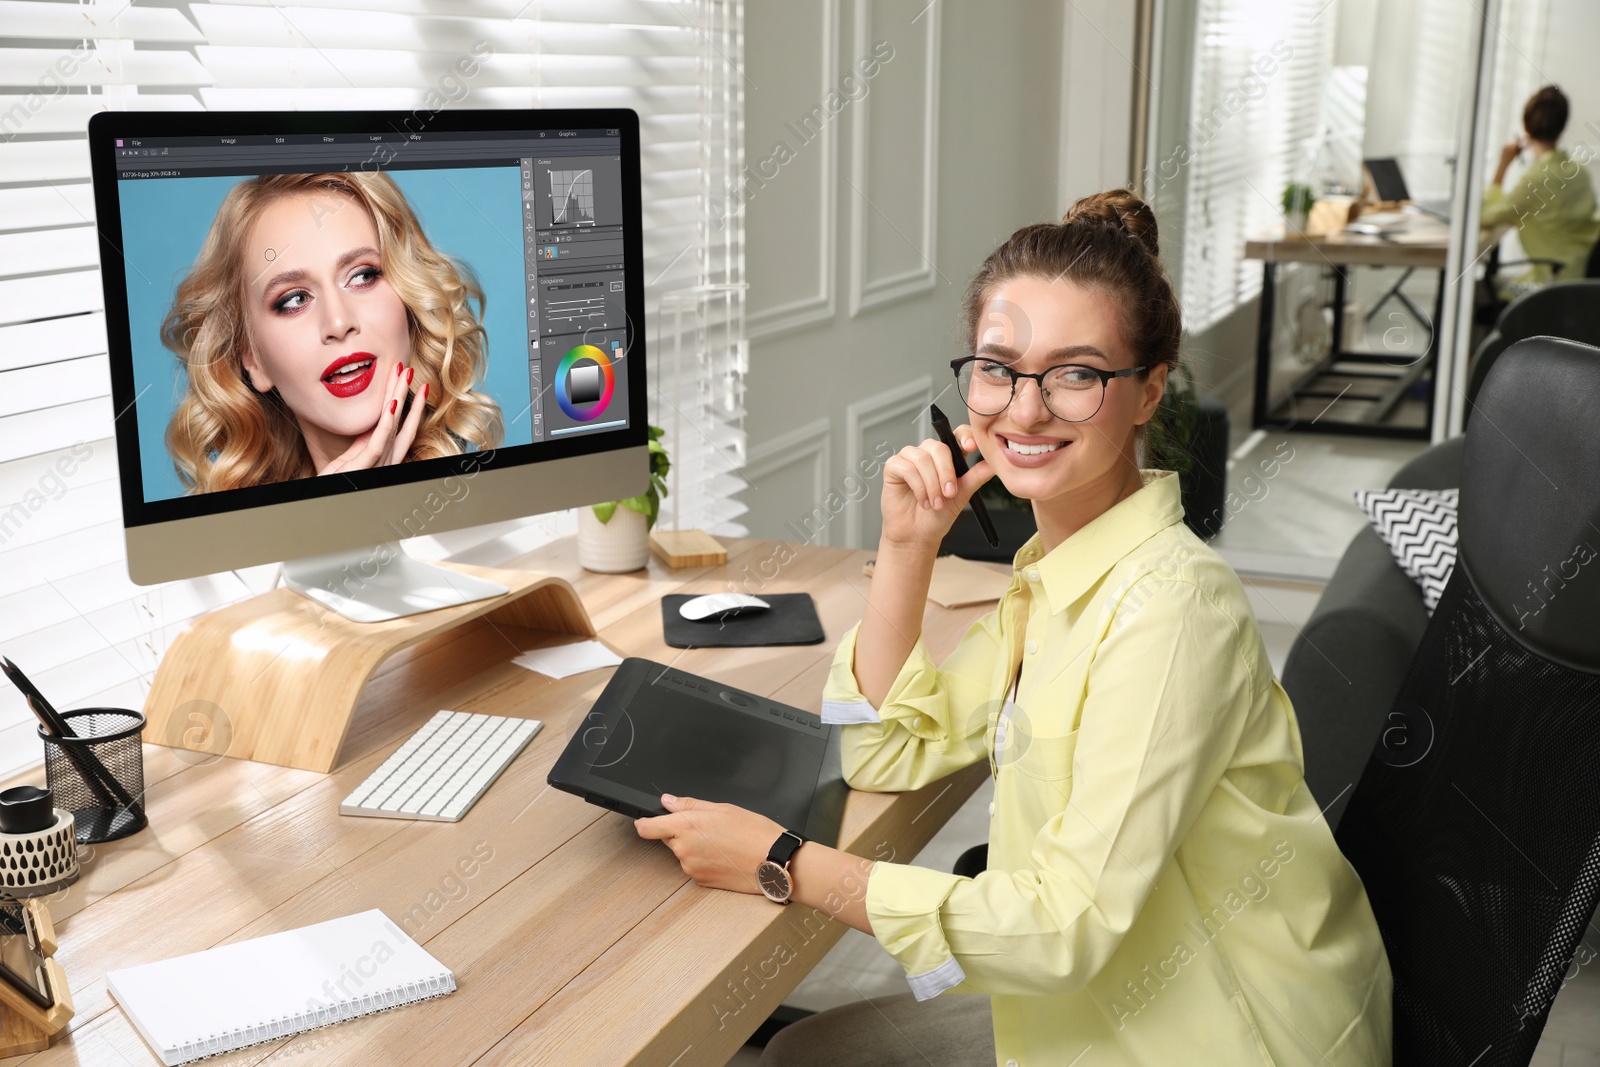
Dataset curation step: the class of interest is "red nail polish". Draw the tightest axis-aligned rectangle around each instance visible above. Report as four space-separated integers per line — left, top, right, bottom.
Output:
422 383 428 400
406 367 414 384
395 362 402 377
390 399 397 414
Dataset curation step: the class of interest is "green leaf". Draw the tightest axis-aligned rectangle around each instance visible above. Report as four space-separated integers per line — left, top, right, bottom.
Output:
645 427 671 483
618 494 652 516
1281 182 1315 214
1146 367 1200 484
591 500 618 524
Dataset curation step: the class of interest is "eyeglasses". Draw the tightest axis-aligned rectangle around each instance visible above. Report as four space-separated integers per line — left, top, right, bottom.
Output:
950 356 1153 423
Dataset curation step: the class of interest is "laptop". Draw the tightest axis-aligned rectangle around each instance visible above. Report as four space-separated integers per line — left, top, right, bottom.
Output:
1364 157 1452 220
547 658 848 847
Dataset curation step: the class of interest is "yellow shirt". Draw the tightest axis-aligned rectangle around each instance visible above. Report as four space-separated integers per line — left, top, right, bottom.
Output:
821 470 1392 1066
1482 148 1600 290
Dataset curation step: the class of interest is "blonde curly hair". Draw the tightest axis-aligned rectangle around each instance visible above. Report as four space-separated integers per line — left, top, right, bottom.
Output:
161 171 504 494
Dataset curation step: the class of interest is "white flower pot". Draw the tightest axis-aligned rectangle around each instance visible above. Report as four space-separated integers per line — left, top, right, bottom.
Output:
578 505 650 572
1285 208 1310 236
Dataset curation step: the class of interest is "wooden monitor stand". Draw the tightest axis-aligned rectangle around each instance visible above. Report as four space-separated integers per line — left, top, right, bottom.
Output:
142 561 597 773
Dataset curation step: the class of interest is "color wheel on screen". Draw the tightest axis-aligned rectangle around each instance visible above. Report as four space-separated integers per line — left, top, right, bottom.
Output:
554 344 615 421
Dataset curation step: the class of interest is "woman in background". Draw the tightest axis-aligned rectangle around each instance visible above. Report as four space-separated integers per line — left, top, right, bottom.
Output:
636 189 1392 1066
162 171 503 494
1483 84 1600 298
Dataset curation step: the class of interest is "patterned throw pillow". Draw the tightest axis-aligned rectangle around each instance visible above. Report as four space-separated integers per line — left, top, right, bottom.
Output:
1352 488 1459 613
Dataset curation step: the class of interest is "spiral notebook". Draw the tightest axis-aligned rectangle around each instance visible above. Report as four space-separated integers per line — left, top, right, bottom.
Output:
104 910 454 1065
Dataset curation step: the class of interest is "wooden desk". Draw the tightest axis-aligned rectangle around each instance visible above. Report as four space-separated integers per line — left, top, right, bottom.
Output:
1 536 998 1067
1244 220 1459 439
1244 220 1511 438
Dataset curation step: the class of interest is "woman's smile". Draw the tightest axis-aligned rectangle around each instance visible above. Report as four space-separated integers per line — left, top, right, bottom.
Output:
320 352 378 398
996 432 1072 466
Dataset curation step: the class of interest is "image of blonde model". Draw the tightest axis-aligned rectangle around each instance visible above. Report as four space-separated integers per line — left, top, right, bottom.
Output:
161 171 504 494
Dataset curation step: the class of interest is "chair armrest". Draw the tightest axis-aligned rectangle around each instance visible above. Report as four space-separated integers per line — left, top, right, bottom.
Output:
1283 528 1433 829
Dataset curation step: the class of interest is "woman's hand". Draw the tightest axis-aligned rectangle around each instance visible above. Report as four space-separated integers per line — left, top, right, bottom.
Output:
319 362 428 475
634 794 784 895
1495 137 1525 184
879 424 994 550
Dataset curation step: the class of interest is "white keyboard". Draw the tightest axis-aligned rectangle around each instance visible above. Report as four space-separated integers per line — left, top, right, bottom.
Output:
340 711 542 822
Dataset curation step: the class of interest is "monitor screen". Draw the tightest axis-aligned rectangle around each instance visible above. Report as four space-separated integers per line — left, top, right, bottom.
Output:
90 110 646 536
1363 157 1410 203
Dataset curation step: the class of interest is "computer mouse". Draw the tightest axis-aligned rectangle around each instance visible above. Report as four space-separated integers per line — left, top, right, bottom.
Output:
679 593 771 620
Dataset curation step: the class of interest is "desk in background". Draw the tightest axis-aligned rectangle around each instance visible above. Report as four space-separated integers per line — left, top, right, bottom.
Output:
1244 218 1491 439
1 536 998 1067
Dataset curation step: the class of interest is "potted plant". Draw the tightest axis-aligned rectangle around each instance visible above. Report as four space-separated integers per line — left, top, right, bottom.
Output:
1282 182 1316 235
1145 365 1201 488
578 424 669 572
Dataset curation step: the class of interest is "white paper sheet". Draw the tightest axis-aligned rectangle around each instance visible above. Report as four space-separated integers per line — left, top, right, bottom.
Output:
512 639 624 679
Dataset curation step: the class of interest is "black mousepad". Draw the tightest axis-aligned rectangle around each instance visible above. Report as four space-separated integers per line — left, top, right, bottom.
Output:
661 592 825 648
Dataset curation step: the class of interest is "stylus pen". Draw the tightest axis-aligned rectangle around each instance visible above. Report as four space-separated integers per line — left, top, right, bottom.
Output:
929 403 999 549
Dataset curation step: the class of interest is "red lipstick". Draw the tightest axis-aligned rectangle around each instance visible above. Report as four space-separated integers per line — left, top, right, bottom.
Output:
321 352 377 398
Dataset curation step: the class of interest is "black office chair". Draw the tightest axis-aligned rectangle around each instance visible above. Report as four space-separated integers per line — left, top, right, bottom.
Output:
1464 280 1600 415
1491 228 1600 286
1335 336 1600 1065
1476 234 1600 328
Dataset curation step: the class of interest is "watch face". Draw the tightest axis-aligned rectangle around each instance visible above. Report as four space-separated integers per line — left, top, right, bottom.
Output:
757 860 792 903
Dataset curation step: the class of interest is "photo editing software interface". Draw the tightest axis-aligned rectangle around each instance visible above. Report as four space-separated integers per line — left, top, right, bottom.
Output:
113 126 631 502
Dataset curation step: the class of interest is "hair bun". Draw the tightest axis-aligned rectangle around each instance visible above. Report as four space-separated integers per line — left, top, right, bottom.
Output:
1061 188 1160 259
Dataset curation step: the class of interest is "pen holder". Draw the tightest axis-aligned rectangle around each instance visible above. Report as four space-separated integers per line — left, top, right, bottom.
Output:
38 708 147 844
0 808 79 897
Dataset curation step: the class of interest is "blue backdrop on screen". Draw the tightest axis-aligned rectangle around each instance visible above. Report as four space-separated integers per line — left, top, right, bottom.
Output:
119 167 530 503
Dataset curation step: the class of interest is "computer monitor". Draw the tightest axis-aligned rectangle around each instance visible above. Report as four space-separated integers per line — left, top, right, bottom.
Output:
87 109 647 621
1363 157 1411 203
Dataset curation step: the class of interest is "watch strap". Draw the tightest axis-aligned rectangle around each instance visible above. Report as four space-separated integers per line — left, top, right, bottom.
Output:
766 830 804 868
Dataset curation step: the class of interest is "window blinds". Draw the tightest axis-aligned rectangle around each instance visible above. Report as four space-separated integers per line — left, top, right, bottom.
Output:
0 0 746 780
1176 0 1337 334
1484 0 1552 178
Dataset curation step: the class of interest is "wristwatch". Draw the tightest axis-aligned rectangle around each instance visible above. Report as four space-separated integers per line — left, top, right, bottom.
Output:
757 830 806 904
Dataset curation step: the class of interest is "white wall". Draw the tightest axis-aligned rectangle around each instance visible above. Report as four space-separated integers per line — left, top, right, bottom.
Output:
1333 0 1376 67
738 0 1129 551
1509 0 1600 180
1059 0 1139 208
1362 0 1476 202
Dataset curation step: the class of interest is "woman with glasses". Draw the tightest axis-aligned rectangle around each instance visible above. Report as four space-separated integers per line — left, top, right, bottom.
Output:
636 189 1392 1066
